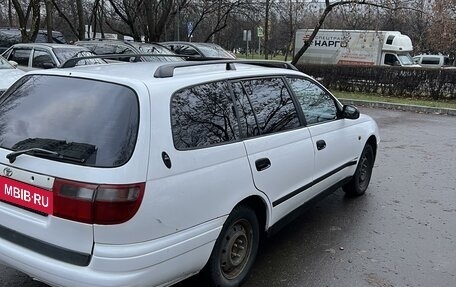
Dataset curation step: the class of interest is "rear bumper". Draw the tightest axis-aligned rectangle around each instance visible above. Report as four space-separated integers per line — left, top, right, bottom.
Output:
0 216 226 287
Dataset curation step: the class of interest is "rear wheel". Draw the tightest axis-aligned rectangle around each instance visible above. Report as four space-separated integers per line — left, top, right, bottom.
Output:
202 205 259 287
343 144 374 196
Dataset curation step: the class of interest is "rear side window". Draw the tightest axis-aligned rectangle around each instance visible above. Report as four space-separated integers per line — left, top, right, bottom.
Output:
0 75 139 167
171 81 239 149
232 77 300 137
9 48 31 66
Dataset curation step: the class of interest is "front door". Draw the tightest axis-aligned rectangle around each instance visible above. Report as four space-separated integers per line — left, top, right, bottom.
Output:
231 77 315 225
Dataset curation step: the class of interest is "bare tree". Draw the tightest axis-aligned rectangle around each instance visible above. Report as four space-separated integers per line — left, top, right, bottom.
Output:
11 0 40 42
51 0 89 40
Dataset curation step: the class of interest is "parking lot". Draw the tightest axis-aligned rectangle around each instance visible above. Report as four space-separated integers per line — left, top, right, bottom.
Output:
1 107 455 287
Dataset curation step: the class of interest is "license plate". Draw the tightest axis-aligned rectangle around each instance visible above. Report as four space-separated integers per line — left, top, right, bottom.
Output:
0 176 53 215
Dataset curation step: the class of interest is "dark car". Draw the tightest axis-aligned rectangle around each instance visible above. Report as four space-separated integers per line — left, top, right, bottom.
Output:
0 28 66 54
75 39 182 62
161 41 236 59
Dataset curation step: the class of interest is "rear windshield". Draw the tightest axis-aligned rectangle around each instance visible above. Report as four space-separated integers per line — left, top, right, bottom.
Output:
0 75 139 167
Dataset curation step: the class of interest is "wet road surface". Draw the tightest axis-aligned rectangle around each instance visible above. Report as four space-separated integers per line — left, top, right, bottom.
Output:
1 107 455 287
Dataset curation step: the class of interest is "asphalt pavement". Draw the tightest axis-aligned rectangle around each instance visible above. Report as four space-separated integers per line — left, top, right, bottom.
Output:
1 107 455 287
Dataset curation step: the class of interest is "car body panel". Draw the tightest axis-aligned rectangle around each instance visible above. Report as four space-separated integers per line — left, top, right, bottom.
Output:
0 60 379 287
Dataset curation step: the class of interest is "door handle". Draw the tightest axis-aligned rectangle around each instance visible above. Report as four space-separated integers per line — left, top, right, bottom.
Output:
316 140 326 151
255 158 271 171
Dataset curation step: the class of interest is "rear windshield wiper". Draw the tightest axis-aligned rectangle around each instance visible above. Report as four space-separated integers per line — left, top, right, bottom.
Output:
6 148 86 164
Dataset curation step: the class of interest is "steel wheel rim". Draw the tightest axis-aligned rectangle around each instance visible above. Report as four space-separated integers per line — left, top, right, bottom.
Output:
220 219 253 280
358 154 372 189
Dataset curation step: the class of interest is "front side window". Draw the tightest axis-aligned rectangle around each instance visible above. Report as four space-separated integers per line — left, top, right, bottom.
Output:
232 77 300 136
32 49 55 68
384 53 399 66
0 75 139 167
171 81 239 149
287 77 338 125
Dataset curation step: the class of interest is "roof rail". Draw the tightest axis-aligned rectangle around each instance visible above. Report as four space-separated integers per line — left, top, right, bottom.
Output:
60 53 189 68
154 60 298 78
60 54 298 74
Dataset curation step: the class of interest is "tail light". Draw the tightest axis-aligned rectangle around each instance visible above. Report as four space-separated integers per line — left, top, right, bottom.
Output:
53 178 145 224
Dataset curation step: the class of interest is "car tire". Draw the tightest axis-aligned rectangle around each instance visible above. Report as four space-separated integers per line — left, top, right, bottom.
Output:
343 144 374 196
202 205 260 287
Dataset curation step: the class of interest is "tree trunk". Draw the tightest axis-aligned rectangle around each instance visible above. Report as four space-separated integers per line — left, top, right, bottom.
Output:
76 0 85 40
8 0 13 27
264 0 270 59
45 0 53 43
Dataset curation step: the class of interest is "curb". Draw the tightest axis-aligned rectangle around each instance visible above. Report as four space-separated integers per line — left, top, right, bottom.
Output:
340 98 456 116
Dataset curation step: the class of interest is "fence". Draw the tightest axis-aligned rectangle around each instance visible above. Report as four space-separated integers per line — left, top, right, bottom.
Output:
296 64 456 100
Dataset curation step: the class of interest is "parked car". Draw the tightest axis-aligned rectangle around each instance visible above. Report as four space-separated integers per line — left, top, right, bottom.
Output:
413 54 453 68
0 58 379 287
76 39 182 62
0 27 66 54
1 43 105 71
0 55 25 95
162 41 236 59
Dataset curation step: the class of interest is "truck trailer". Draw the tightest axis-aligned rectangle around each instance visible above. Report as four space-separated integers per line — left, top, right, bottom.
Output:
294 29 418 67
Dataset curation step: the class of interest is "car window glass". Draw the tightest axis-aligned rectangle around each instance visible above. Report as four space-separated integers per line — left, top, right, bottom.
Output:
53 48 104 66
93 43 116 55
171 81 239 149
171 44 200 56
9 48 31 66
232 78 300 136
287 77 337 125
422 57 440 65
0 75 139 167
32 50 54 68
384 53 399 66
231 82 259 137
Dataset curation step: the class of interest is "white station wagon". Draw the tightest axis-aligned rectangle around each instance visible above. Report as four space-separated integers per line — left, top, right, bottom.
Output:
0 58 379 287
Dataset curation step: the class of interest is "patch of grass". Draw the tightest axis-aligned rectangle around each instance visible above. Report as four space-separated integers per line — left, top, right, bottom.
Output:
333 91 456 110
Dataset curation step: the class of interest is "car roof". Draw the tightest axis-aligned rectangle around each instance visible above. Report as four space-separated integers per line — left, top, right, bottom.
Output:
10 43 83 49
28 60 303 88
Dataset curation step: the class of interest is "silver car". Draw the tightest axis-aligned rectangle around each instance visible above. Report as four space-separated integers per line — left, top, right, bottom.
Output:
1 43 105 71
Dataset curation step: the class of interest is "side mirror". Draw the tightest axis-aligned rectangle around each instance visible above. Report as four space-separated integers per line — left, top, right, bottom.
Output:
341 105 360 120
8 60 18 68
42 62 56 69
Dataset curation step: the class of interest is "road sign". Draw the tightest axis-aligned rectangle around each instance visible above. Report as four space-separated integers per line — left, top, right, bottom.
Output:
257 27 264 38
243 30 252 41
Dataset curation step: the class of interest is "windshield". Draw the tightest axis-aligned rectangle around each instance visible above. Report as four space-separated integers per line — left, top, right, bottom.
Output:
53 48 105 66
398 53 414 65
195 44 235 59
136 43 182 62
0 75 139 167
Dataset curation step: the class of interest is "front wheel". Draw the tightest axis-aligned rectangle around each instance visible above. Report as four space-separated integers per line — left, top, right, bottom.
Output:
202 205 260 287
343 144 374 196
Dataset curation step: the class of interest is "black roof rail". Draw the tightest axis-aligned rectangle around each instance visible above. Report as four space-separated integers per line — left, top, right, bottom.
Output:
60 55 298 74
60 53 189 68
154 59 298 78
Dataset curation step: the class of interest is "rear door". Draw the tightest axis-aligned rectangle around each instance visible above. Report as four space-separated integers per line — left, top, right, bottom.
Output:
231 77 315 225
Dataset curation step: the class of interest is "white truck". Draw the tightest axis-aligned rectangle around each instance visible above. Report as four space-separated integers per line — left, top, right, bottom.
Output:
294 29 419 67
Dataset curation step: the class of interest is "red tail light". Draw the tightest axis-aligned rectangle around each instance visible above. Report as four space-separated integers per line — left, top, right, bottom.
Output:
53 178 145 224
